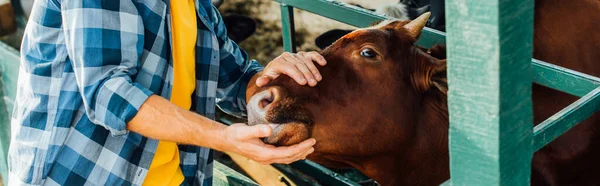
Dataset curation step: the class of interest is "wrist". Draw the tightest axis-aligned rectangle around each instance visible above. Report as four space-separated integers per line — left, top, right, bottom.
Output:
177 110 228 149
199 119 230 152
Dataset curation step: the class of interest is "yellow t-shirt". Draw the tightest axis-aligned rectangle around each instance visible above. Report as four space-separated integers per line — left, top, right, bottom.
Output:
143 0 197 185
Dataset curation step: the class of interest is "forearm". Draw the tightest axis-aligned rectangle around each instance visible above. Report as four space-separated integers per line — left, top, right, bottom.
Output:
127 95 228 150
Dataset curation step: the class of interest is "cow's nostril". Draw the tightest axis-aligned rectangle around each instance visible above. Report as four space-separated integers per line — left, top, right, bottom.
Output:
252 87 282 113
258 87 281 110
259 96 273 109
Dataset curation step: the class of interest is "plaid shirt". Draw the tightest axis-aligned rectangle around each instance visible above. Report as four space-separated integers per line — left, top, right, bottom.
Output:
8 0 262 185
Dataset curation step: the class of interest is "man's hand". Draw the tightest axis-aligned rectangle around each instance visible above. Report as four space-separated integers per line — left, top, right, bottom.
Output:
257 51 327 87
220 123 316 164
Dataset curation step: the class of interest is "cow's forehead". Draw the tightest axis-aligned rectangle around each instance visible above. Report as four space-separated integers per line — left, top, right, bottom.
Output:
368 20 403 29
342 20 406 40
342 27 390 41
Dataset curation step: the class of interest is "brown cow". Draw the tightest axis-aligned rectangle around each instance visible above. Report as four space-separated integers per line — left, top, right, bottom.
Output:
245 0 600 185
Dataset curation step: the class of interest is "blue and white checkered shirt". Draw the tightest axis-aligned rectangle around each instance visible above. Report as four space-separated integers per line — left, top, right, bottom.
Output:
8 0 262 185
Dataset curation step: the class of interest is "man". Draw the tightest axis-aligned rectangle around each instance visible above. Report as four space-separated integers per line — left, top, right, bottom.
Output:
8 0 325 185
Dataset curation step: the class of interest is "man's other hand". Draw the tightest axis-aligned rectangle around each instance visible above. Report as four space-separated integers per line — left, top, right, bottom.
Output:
256 51 327 87
219 123 316 164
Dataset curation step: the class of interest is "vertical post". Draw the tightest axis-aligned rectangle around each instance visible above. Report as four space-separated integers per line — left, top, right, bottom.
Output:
446 0 534 185
0 71 9 186
280 4 296 53
0 41 18 186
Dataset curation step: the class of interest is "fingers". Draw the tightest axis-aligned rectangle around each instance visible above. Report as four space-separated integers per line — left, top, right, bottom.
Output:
255 76 271 87
253 138 317 164
272 147 314 164
299 51 327 66
255 147 314 165
280 52 310 86
300 52 326 81
297 53 322 82
257 51 327 87
294 51 327 84
289 54 318 86
256 70 280 87
257 52 307 87
232 124 272 140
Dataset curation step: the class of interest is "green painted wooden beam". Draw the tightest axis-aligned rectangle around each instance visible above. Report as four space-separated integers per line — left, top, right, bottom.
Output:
533 59 600 97
0 41 18 186
533 87 600 151
0 71 9 186
273 0 445 48
280 4 297 53
275 0 381 27
0 40 19 112
446 0 535 185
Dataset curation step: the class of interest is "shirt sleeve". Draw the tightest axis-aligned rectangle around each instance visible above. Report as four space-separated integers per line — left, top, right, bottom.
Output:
211 6 264 118
61 0 154 136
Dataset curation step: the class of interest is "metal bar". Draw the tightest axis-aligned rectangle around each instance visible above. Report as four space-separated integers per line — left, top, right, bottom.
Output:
533 87 600 151
273 0 445 48
280 4 296 53
275 0 381 27
288 160 361 186
446 0 534 185
533 59 600 97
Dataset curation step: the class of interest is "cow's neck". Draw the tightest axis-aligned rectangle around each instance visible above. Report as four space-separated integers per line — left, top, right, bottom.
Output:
353 92 450 186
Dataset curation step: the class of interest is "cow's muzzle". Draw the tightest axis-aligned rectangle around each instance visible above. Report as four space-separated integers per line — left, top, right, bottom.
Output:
248 87 279 126
247 86 310 146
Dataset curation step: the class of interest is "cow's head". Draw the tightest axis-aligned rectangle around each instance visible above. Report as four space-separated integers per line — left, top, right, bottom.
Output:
246 13 449 183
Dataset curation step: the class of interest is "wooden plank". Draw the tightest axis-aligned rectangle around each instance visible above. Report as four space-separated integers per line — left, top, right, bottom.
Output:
224 151 297 186
280 4 296 53
533 87 600 151
213 161 260 186
446 0 534 185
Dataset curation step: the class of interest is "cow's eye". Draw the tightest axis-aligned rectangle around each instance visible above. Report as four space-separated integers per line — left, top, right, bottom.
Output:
360 48 377 58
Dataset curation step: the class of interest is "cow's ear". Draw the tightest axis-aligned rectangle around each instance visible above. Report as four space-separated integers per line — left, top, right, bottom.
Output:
412 58 447 94
429 59 447 94
402 12 431 39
